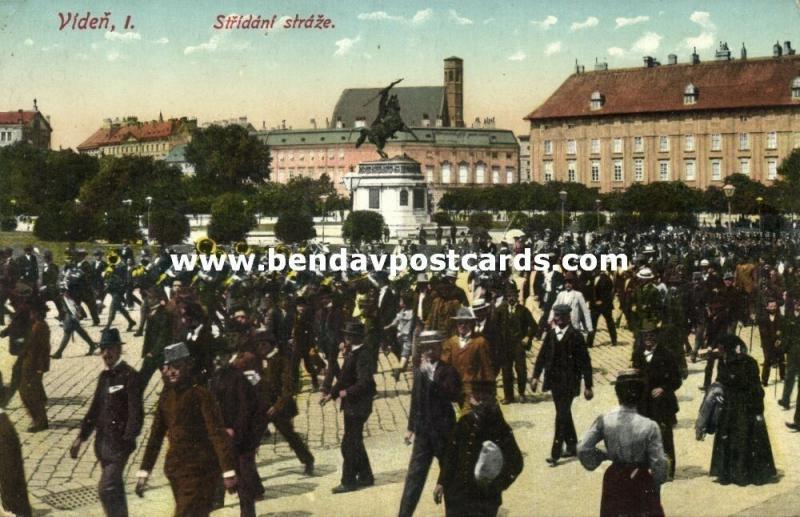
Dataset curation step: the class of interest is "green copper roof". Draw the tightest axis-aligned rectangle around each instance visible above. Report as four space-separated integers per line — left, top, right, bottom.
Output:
330 86 447 128
256 127 518 148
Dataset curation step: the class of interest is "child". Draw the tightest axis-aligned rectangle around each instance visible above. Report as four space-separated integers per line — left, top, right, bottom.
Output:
388 294 415 381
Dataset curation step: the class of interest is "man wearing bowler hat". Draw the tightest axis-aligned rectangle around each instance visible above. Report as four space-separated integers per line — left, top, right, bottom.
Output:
71 328 144 517
136 342 238 516
322 320 377 493
441 306 495 410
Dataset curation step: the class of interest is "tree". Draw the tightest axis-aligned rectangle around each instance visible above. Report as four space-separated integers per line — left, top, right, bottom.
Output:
577 212 607 232
149 208 190 245
185 124 271 194
774 148 800 214
208 193 257 244
254 174 338 216
467 212 494 232
342 211 385 246
274 210 316 244
99 208 140 243
34 201 97 241
432 211 454 227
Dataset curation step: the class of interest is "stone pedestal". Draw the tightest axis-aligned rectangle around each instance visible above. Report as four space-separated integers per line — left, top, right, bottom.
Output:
343 154 430 238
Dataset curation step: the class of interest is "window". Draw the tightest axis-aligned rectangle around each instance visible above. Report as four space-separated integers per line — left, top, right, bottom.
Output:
355 118 366 128
767 159 778 180
492 166 500 184
591 139 600 154
590 91 604 110
328 150 335 160
543 140 552 155
710 133 722 151
711 159 722 180
591 161 600 182
413 189 425 209
441 162 451 183
740 158 750 176
458 163 469 184
792 76 800 99
683 83 698 105
399 190 409 206
685 160 696 180
659 136 669 152
739 133 749 150
566 139 576 155
339 149 345 159
766 131 777 150
506 167 515 184
567 161 577 182
613 138 623 154
543 161 553 182
368 188 380 209
634 136 644 153
425 165 434 182
684 134 695 152
476 163 486 183
634 159 644 182
794 132 800 149
659 160 670 181
613 160 623 182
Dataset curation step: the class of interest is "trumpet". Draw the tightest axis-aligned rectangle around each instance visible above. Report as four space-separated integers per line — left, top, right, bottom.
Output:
195 236 217 256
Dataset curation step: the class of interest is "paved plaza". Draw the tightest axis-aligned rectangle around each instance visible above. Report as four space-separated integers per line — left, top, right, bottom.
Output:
2 282 800 517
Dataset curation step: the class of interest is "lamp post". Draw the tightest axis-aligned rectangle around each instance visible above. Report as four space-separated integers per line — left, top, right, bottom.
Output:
145 196 153 243
756 196 764 237
722 184 735 235
559 190 567 234
319 194 329 244
595 198 601 230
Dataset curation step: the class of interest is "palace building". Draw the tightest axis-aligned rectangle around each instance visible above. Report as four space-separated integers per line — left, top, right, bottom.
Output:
525 41 800 191
0 100 52 149
77 114 197 159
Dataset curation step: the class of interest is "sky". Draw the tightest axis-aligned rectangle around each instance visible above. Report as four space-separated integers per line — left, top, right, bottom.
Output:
1 0 799 149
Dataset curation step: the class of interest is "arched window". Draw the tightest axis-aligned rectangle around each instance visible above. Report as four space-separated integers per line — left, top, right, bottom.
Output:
792 76 800 100
458 162 469 183
475 162 486 183
684 83 699 105
441 162 451 183
590 91 604 110
399 189 409 206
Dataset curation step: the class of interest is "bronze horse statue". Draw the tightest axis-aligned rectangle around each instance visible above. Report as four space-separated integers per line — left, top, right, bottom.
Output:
355 79 418 159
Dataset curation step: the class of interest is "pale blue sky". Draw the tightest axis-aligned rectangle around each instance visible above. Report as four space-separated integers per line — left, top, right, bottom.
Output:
1 0 798 148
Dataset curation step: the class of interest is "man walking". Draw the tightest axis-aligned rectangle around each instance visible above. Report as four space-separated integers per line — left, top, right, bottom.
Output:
70 328 143 517
494 286 536 403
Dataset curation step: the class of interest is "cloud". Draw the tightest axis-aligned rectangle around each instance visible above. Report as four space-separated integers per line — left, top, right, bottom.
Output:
615 16 649 29
104 31 141 42
531 15 558 30
683 11 716 50
689 11 715 30
607 46 626 57
184 34 223 55
334 35 361 56
106 50 122 61
508 50 526 61
544 41 562 56
40 43 61 52
686 32 715 50
24 38 33 46
357 9 432 25
152 37 169 44
358 11 404 22
632 31 662 54
411 9 432 24
571 16 599 31
483 17 495 24
449 9 473 25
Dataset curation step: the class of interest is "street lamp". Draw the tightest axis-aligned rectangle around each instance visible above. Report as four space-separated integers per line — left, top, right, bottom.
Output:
594 198 602 230
319 194 329 244
559 190 567 234
756 196 764 237
722 184 735 235
145 196 153 243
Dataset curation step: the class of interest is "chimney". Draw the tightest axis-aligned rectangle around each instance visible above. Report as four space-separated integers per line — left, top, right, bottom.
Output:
575 59 581 73
325 117 330 128
335 117 343 129
281 119 286 130
691 47 700 65
667 54 677 65
594 57 608 71
473 117 481 129
33 98 38 111
643 56 655 68
774 41 783 57
262 121 266 130
740 43 747 60
714 41 731 61
18 109 23 124
310 118 317 129
443 57 464 128
785 41 795 55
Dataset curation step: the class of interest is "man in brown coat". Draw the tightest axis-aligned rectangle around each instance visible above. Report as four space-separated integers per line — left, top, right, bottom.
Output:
441 306 496 410
20 299 50 432
136 342 238 517
0 408 32 516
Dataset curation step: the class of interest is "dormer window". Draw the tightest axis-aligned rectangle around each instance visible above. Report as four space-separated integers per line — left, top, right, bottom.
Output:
590 91 604 110
684 83 699 105
792 77 800 100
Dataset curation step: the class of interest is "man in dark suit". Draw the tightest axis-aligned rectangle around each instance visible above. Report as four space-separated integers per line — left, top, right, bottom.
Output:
587 270 618 347
758 298 784 386
398 331 462 517
70 328 144 517
0 407 32 517
530 304 594 466
16 244 38 288
494 286 536 404
322 321 377 493
632 329 682 480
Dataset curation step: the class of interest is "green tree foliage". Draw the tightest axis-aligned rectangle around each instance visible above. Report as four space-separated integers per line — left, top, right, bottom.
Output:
99 208 140 242
254 174 342 216
34 201 97 241
0 217 17 231
577 212 607 232
432 212 454 227
774 148 800 214
525 212 563 233
184 124 271 194
722 173 769 214
467 212 494 232
274 210 316 244
149 208 190 246
208 193 257 244
342 210 385 246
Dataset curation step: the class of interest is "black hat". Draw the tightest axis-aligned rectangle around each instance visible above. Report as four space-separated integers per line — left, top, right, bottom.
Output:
99 328 124 349
342 320 365 337
614 368 645 385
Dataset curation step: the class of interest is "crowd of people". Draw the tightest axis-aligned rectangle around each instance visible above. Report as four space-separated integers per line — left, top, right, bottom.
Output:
0 225 798 516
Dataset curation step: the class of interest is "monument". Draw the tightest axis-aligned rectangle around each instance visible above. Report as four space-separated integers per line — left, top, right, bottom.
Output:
344 79 430 238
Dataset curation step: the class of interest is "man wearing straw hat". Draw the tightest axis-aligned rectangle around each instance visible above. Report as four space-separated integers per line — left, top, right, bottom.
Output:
442 306 495 410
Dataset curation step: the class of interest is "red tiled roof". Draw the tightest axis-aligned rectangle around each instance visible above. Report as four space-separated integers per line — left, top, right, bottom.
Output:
77 120 182 150
0 111 38 125
525 55 800 121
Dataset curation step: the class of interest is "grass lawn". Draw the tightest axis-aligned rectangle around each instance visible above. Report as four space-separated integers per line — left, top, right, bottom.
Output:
0 231 141 264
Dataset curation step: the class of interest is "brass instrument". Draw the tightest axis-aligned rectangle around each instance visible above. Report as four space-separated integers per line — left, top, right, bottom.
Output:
195 236 217 255
103 252 120 279
234 241 251 255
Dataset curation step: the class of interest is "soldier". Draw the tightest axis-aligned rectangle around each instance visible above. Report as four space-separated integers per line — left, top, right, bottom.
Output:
51 282 97 359
90 250 107 311
291 297 324 391
530 304 594 466
19 297 50 432
494 285 536 404
139 287 173 390
74 249 102 326
70 328 143 517
136 342 238 516
39 249 64 321
104 258 136 332
322 321 377 494
16 244 38 288
441 307 495 410
0 406 32 517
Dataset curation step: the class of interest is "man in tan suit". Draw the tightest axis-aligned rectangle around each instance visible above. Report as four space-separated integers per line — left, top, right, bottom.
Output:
441 306 495 410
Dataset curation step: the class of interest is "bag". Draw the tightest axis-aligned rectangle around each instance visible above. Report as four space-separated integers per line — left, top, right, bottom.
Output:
474 440 504 483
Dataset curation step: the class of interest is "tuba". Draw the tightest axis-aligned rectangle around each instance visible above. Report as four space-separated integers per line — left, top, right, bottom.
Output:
234 241 251 255
195 236 217 256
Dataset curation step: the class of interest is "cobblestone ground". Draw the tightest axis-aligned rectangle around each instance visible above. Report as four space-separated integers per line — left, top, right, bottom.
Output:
2 281 800 516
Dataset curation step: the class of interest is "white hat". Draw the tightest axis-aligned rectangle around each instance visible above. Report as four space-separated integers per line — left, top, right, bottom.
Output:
471 298 490 312
700 259 710 267
636 267 654 280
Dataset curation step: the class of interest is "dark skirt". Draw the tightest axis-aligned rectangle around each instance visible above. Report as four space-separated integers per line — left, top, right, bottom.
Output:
600 463 664 517
710 405 777 485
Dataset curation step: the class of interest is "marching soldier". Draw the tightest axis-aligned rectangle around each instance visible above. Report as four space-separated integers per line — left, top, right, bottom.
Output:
16 244 38 289
51 282 97 358
70 328 143 517
39 250 64 321
74 249 102 326
104 257 136 332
